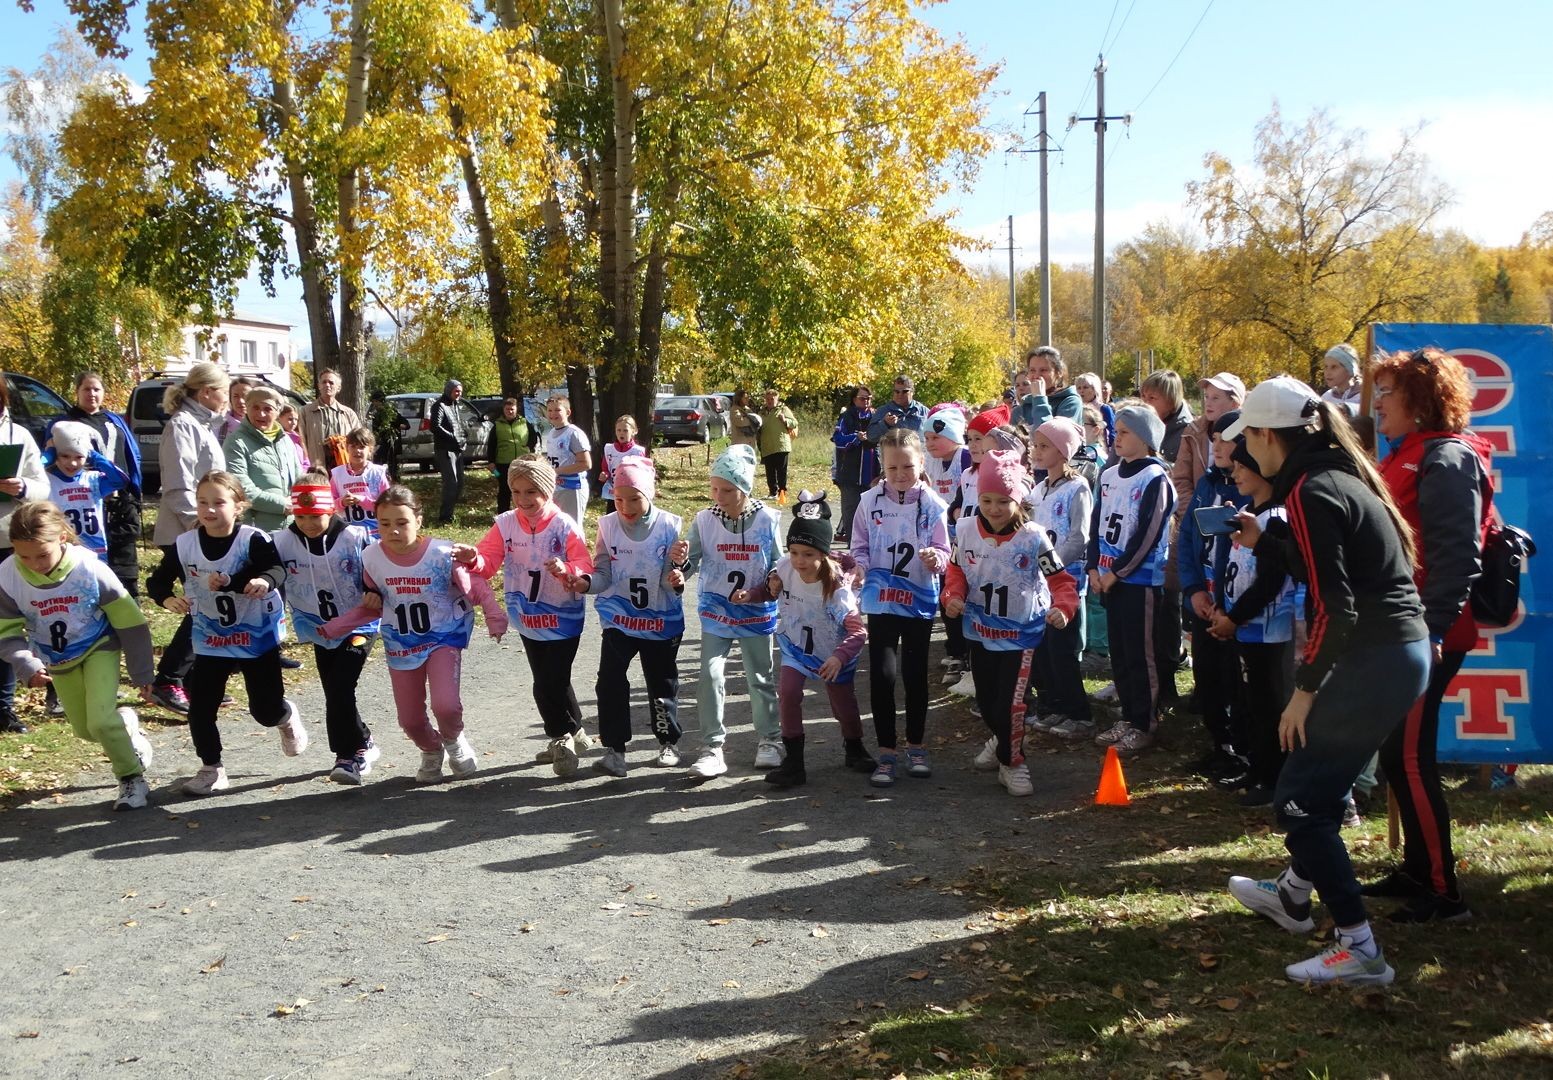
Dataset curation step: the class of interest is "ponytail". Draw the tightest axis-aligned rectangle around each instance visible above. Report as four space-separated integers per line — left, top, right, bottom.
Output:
817 553 842 601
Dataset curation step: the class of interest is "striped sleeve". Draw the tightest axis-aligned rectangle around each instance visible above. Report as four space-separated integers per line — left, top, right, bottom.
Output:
1286 476 1358 693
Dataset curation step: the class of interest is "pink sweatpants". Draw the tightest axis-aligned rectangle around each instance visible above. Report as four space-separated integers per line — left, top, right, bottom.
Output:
389 646 465 752
778 665 863 739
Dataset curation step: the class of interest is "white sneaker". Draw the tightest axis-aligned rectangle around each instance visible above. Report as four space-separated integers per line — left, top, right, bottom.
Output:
753 740 784 769
1091 682 1119 703
445 734 478 777
535 727 593 762
999 763 1034 796
118 708 154 771
594 749 628 778
183 764 229 796
550 734 580 777
972 736 999 772
690 747 727 778
1228 872 1316 934
1116 727 1155 755
1094 720 1131 746
939 655 956 668
114 775 150 811
276 699 308 757
948 672 976 697
654 743 684 768
1285 935 1394 986
416 748 445 783
1029 712 1064 732
360 741 381 776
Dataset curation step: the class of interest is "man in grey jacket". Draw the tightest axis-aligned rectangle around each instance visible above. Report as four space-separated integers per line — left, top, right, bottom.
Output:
432 379 466 523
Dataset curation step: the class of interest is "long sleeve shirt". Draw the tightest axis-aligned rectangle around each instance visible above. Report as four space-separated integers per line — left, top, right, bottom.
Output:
586 508 684 597
0 545 154 685
740 569 868 665
942 513 1080 621
146 528 286 605
848 483 951 574
1086 457 1175 579
1176 469 1247 600
464 505 594 582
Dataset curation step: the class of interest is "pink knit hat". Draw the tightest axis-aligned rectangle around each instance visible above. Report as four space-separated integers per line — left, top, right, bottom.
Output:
1035 417 1083 462
978 448 1029 501
612 457 657 501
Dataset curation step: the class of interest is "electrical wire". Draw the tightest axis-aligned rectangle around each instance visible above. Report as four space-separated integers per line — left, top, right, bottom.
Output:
1129 0 1217 115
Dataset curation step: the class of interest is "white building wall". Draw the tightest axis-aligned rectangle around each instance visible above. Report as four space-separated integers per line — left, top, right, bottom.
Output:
165 315 295 389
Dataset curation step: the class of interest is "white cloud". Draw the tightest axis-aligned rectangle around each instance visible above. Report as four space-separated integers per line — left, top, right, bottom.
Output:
958 198 1195 271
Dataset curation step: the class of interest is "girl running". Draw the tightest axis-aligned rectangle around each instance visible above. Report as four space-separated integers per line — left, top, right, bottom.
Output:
732 492 868 788
330 427 390 539
0 503 156 811
850 428 950 785
147 471 308 796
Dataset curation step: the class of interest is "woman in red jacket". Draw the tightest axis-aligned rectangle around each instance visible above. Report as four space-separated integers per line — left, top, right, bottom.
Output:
1366 347 1491 923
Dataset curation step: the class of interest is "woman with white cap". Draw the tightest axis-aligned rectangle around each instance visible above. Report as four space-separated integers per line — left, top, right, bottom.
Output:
1222 376 1429 987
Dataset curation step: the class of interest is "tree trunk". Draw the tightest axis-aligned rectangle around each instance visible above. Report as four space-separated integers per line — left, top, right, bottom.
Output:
598 0 638 447
334 0 372 412
451 101 523 402
635 173 680 443
270 71 338 383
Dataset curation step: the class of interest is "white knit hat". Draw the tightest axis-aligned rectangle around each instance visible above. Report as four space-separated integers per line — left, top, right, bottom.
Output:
50 421 99 460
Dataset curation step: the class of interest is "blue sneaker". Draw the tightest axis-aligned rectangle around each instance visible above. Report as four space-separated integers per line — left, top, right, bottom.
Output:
870 753 897 788
905 747 931 778
330 757 363 785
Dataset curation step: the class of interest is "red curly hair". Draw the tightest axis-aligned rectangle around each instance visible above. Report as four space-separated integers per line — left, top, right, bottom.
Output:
1371 346 1474 433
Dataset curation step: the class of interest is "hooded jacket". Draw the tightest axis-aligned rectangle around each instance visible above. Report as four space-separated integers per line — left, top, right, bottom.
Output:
153 399 226 545
223 418 303 530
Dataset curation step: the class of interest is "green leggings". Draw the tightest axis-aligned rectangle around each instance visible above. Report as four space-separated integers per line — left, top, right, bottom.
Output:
54 648 141 778
697 633 779 747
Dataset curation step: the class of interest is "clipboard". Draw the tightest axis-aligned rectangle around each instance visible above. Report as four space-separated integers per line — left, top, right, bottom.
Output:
0 443 21 503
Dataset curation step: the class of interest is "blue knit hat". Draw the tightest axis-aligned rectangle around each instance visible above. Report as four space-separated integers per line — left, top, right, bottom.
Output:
925 406 967 445
710 444 758 494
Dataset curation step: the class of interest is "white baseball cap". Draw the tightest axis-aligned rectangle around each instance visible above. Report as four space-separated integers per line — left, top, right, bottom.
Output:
1218 376 1321 441
1198 371 1246 400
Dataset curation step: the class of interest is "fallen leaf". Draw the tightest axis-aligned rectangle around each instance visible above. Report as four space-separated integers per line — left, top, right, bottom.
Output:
424 934 450 943
121 920 137 928
121 890 137 900
722 980 740 988
272 998 312 1017
811 926 829 938
629 911 650 918
185 821 200 829
1111 985 1126 1000
600 902 626 911
706 918 733 926
15 1031 40 1039
1216 997 1241 1011
180 908 191 916
967 941 989 953
292 896 312 904
518 923 536 933
285 932 303 942
905 970 930 981
199 956 226 974
1198 953 1220 971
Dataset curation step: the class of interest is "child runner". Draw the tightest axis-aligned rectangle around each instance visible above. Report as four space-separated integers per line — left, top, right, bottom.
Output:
851 428 949 785
455 455 596 775
44 421 131 562
1079 404 1111 662
683 444 782 777
1088 405 1175 755
923 406 972 686
147 471 309 796
542 395 593 525
1022 418 1095 743
598 414 647 516
0 503 155 810
943 449 1078 796
328 485 499 783
1208 435 1297 807
1176 411 1251 780
273 475 381 785
587 457 690 777
330 427 390 539
946 405 1005 698
732 492 868 788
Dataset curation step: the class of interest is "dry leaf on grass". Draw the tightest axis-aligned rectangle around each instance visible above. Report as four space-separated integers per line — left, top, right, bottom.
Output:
424 934 450 944
1216 997 1240 1011
199 956 226 974
905 970 930 981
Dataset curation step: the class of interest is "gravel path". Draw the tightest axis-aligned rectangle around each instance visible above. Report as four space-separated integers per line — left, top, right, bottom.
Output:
0 583 1096 1078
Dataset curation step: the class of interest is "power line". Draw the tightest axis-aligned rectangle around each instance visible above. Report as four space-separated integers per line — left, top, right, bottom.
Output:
1129 0 1217 115
1097 0 1123 55
1101 0 1141 55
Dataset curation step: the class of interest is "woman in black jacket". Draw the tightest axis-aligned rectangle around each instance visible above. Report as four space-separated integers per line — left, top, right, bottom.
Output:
1221 376 1430 988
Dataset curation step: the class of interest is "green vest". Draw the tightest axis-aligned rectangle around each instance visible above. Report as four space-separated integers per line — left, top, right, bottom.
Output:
491 417 531 464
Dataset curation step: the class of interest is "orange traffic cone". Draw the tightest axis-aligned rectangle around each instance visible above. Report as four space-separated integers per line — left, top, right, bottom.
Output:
1095 745 1130 806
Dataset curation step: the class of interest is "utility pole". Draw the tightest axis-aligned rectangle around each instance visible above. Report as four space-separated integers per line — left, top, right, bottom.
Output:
1071 56 1130 376
1007 215 1017 359
1010 92 1059 348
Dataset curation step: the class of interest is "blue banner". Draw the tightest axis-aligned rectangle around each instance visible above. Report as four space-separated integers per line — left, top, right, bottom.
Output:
1371 323 1552 764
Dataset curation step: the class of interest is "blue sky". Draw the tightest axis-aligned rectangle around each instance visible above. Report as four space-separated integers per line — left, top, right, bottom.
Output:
5 0 1552 340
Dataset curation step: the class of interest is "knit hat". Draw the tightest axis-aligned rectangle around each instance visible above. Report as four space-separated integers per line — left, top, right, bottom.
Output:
612 456 657 502
711 444 758 494
984 426 1026 454
290 479 335 516
1035 417 1083 462
1211 409 1242 438
49 420 98 460
1230 435 1261 476
245 385 283 411
507 454 557 498
1324 343 1360 377
786 490 833 552
979 448 1029 501
968 404 1012 437
1115 404 1165 453
925 407 967 445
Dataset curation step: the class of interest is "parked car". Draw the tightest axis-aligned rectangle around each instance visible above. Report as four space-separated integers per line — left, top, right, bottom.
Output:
128 372 310 495
3 372 70 450
652 394 729 444
389 392 493 470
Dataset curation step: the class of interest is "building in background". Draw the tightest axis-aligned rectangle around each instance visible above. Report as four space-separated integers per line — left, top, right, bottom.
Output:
161 313 295 388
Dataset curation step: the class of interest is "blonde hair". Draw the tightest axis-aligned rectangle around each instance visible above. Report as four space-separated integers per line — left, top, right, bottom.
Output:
614 413 638 435
8 501 77 547
547 394 571 410
196 470 249 508
1140 370 1184 410
163 361 227 415
345 425 376 450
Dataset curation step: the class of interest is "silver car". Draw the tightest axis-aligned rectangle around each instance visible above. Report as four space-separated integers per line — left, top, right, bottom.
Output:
652 394 729 444
389 393 493 469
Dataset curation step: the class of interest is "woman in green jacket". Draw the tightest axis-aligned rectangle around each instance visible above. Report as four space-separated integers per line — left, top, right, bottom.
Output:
485 397 537 514
221 385 303 531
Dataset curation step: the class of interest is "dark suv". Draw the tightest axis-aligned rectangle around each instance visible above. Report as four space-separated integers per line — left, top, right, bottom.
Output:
3 372 70 448
129 373 310 495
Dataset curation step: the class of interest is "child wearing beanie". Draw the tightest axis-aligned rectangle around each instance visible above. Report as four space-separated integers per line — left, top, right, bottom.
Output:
1087 405 1175 755
455 453 598 776
1020 418 1095 745
587 457 691 777
683 444 783 777
44 420 131 561
943 449 1079 797
731 491 869 788
946 405 1007 699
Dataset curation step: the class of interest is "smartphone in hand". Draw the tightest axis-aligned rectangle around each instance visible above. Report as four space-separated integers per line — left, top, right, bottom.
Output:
1193 503 1242 537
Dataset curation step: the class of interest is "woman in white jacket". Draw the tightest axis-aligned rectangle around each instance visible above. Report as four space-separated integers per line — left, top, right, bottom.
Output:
0 379 50 733
146 362 228 715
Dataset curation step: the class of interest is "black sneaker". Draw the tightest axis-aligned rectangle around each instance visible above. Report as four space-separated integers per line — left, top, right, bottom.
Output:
278 655 303 670
843 741 876 773
0 713 28 734
148 683 191 715
1360 869 1428 899
1387 892 1473 924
